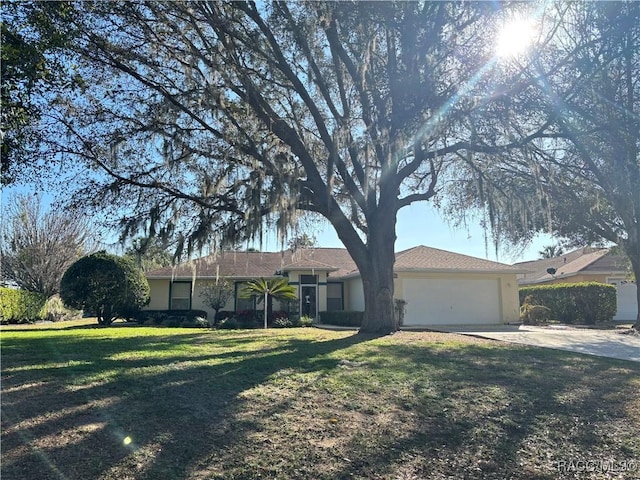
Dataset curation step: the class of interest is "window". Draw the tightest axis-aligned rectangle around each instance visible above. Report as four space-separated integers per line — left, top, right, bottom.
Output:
300 274 318 285
170 282 191 310
326 283 343 311
236 295 255 312
235 282 255 312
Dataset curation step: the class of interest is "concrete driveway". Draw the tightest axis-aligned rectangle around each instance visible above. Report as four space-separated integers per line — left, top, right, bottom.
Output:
434 324 640 363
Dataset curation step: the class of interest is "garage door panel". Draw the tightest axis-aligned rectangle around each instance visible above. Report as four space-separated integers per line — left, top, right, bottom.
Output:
403 278 500 326
613 283 638 321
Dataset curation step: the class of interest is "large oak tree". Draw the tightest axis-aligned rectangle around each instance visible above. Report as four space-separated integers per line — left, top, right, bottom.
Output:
12 1 585 332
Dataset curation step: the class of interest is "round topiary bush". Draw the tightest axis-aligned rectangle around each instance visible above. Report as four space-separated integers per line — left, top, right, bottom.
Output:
60 251 150 325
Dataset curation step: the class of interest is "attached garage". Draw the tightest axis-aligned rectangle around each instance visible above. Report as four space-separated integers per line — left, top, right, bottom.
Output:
610 280 638 321
390 247 524 327
402 277 501 326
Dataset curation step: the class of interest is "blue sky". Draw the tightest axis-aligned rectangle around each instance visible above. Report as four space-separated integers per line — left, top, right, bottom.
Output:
260 201 554 264
2 182 554 265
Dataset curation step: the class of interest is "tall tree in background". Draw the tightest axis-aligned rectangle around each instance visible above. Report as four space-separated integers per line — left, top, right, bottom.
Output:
124 237 173 272
1 195 95 297
0 2 81 185
538 245 564 260
287 234 318 252
452 2 639 327
23 1 554 333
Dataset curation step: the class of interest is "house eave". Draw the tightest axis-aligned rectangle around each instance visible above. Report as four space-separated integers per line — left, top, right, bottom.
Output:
146 274 282 281
394 268 527 275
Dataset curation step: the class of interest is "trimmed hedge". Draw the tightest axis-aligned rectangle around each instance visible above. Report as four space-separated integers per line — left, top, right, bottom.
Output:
319 311 363 327
519 282 616 325
136 309 208 327
0 288 46 324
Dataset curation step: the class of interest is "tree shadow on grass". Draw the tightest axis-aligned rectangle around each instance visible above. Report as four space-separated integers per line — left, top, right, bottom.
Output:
2 331 638 480
323 343 640 480
1 329 379 480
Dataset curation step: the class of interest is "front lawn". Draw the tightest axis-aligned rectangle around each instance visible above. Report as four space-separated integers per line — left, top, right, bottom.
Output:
1 325 638 479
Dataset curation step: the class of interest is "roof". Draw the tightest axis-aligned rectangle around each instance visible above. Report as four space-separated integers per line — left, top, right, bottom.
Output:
394 245 525 273
146 245 522 280
514 247 630 285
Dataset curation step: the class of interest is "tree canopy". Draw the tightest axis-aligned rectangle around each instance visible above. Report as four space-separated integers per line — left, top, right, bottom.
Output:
60 251 150 325
0 194 94 297
451 2 639 326
0 2 82 185
6 1 639 329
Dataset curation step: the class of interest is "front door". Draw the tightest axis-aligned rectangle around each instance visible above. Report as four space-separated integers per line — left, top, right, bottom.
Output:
301 285 317 318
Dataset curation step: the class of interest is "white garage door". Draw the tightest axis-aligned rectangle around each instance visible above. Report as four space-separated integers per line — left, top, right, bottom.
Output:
610 281 638 321
403 278 501 326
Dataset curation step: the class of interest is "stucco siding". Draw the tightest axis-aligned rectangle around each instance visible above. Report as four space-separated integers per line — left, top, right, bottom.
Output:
345 277 364 311
146 279 170 309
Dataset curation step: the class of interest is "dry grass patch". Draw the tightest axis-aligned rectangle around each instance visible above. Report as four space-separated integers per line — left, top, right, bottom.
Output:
2 327 638 480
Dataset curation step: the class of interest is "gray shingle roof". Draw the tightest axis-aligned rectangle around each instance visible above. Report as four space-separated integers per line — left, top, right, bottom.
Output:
146 245 522 280
514 247 630 284
395 245 524 273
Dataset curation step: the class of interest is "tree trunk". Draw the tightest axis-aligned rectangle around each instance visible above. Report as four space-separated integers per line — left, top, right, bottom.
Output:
356 211 398 334
629 245 640 330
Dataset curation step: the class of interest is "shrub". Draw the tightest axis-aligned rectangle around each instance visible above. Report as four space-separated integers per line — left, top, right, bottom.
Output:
299 315 315 327
519 282 616 324
215 310 235 323
236 310 259 328
136 310 208 326
319 311 364 327
60 252 150 325
0 288 46 324
273 317 294 328
272 310 289 321
519 296 551 325
218 317 239 329
41 295 82 322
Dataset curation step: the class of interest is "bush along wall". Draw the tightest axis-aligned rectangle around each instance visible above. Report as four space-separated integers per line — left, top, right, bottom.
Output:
0 288 47 324
135 309 208 327
519 282 616 325
319 311 364 327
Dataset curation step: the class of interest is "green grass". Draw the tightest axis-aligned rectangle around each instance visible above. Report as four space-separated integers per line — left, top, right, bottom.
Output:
1 323 639 480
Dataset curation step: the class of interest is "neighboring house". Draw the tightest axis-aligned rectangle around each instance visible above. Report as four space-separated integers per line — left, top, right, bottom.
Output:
145 245 524 326
515 247 638 321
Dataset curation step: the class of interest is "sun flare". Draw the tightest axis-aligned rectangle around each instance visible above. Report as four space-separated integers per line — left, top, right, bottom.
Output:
496 17 536 58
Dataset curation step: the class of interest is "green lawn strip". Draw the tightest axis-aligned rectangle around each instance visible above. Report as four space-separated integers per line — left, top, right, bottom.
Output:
1 327 638 480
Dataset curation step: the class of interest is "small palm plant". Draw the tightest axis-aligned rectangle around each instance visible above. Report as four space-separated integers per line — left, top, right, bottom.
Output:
240 277 298 329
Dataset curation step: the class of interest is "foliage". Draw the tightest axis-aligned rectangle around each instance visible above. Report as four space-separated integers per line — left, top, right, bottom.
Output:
199 280 234 321
0 194 94 297
519 295 551 325
15 1 549 334
519 283 616 325
240 278 297 329
218 317 240 330
0 2 82 185
319 311 364 327
124 237 173 272
450 2 640 326
0 287 46 324
538 245 565 259
60 251 150 325
214 310 235 323
273 313 314 329
287 234 317 251
40 294 83 323
135 309 208 326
